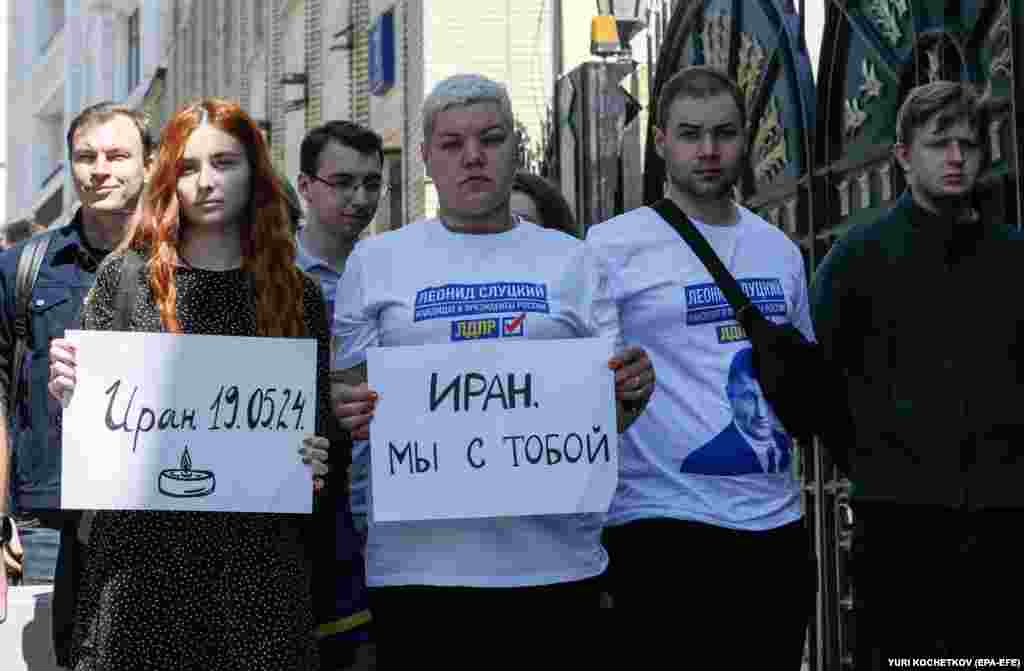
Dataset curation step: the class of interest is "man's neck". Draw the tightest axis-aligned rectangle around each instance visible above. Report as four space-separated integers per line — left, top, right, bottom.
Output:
299 219 355 273
80 207 132 251
180 225 243 271
665 184 737 227
911 187 973 222
734 421 774 450
440 203 515 235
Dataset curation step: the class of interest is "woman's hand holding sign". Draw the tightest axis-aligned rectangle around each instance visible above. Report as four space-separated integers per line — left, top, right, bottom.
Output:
298 436 330 492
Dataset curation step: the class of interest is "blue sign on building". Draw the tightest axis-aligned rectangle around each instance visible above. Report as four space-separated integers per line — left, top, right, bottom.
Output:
369 10 395 96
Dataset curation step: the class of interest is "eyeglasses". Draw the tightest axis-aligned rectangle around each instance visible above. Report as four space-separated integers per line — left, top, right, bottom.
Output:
306 173 387 198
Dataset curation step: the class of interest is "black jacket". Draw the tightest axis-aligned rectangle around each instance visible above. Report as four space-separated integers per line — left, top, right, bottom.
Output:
811 191 1024 509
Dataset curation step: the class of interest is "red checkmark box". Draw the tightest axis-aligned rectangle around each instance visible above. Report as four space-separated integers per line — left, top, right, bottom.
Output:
504 313 526 334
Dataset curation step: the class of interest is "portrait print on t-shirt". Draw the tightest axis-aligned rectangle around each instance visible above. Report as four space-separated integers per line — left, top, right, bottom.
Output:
681 347 792 476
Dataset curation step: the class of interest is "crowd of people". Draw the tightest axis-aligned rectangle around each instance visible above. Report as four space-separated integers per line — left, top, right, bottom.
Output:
0 64 1021 670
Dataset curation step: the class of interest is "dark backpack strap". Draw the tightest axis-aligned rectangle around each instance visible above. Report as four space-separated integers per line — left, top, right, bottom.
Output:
8 233 53 415
650 199 756 319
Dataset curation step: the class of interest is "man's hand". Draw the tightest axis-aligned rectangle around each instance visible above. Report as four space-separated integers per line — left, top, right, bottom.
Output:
331 382 378 441
609 345 655 405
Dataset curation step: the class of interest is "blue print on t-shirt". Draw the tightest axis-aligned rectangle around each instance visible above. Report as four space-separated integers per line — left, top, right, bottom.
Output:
681 348 792 476
413 282 549 322
685 277 787 326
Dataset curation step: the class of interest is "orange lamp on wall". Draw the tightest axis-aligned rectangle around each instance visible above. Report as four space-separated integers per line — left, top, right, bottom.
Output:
591 14 622 57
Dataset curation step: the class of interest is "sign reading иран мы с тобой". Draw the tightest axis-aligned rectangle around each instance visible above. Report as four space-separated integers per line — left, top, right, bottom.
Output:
367 338 618 522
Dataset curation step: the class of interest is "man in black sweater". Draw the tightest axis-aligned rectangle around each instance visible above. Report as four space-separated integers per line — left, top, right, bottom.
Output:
812 81 1024 663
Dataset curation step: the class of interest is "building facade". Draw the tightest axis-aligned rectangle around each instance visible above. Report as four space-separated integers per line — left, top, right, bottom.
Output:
6 0 171 230
6 0 649 235
6 0 586 235
302 0 561 231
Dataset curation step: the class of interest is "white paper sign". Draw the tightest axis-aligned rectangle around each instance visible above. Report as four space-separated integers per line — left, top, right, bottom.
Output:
61 331 318 514
367 338 618 522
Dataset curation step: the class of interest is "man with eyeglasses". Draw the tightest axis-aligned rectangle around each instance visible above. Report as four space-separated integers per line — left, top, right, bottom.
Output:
296 120 383 671
297 120 386 320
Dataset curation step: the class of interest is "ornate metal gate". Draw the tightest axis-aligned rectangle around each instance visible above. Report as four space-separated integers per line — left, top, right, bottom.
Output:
644 1 1023 668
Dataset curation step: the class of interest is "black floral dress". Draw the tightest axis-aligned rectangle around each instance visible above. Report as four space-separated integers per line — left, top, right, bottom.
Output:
70 253 336 671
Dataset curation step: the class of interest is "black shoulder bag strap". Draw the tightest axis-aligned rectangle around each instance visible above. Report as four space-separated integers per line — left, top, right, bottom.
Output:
649 199 755 319
650 198 821 442
9 234 53 417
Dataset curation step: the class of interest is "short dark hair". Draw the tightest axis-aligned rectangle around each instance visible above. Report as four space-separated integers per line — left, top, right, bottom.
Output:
300 120 384 176
511 172 579 238
657 66 747 131
896 80 986 147
726 348 757 397
66 101 154 159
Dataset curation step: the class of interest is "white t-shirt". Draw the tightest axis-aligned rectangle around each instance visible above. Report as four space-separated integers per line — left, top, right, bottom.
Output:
333 217 617 587
586 204 813 531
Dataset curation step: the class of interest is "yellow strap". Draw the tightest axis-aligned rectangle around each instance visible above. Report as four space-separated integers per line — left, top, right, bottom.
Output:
316 609 373 638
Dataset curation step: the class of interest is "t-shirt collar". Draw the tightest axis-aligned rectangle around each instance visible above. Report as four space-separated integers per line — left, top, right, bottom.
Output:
294 228 337 275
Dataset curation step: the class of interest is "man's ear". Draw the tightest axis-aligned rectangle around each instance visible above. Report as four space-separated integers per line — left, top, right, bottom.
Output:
420 141 431 178
296 173 311 203
654 126 666 161
892 143 911 173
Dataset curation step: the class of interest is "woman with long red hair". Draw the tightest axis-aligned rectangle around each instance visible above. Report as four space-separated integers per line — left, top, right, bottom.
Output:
47 99 340 670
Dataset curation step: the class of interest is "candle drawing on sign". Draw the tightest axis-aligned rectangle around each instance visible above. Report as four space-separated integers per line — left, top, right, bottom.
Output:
158 445 216 498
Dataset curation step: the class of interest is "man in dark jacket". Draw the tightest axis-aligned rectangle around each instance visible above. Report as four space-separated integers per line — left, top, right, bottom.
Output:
0 102 151 665
811 81 1023 663
297 120 384 669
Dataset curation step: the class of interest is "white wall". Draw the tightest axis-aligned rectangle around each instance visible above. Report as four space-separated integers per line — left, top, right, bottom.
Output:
1 0 8 226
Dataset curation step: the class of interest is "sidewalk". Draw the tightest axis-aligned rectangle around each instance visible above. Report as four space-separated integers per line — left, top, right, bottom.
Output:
1 585 62 671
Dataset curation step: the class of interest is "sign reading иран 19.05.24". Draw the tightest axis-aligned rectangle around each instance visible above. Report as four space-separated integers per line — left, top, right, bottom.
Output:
61 330 318 514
